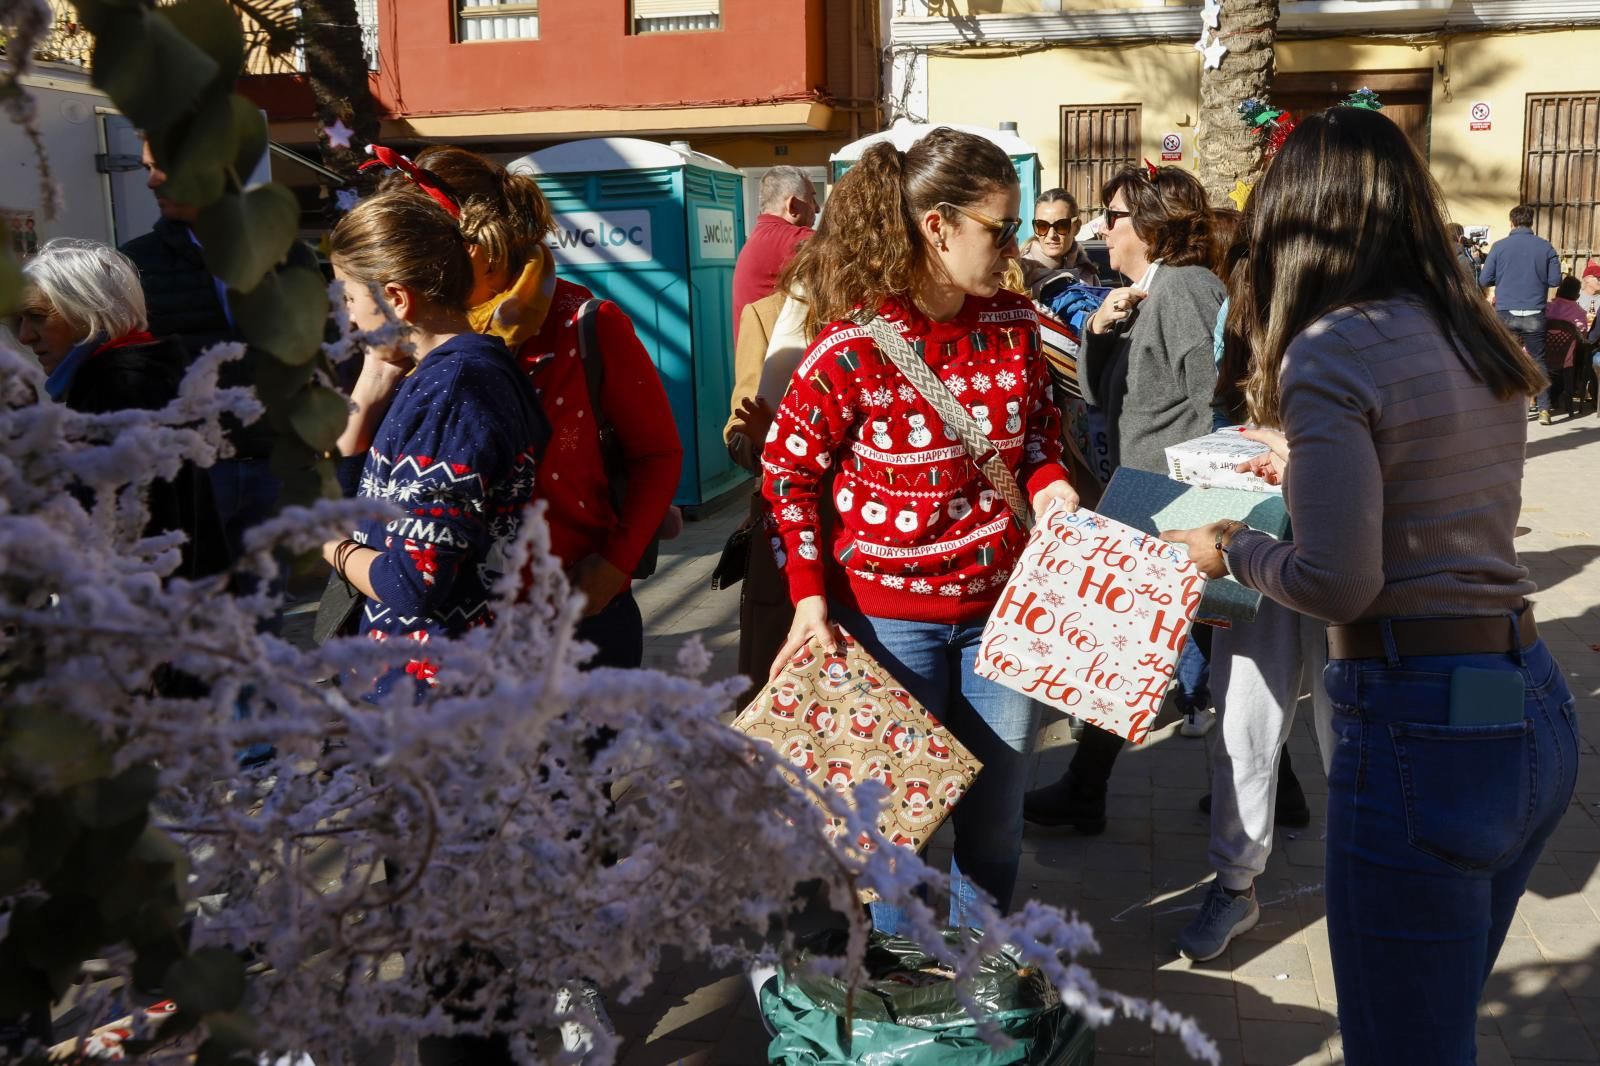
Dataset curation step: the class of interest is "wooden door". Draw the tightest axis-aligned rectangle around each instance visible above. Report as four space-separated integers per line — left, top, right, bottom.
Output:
1271 69 1433 158
1524 93 1600 275
1059 104 1141 213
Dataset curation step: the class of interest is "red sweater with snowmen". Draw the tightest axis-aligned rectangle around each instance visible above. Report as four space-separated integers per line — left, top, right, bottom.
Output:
761 292 1069 624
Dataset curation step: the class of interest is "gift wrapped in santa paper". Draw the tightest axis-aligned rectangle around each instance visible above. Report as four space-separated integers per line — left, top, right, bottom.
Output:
975 502 1205 744
732 632 983 863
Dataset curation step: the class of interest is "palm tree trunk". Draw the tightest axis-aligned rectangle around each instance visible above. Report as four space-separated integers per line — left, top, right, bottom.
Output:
301 0 381 182
1196 0 1280 206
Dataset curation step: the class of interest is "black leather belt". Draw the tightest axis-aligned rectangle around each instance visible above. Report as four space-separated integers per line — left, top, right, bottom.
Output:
1326 604 1537 661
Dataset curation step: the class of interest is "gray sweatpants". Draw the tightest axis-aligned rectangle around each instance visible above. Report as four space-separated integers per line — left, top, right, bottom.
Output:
1207 596 1334 891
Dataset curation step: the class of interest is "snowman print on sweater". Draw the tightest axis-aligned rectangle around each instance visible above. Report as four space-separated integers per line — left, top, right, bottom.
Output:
906 413 933 448
871 420 893 450
970 404 993 435
1005 400 1022 434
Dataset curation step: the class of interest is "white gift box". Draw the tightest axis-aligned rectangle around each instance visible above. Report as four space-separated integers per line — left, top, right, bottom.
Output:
974 504 1206 745
1164 430 1282 495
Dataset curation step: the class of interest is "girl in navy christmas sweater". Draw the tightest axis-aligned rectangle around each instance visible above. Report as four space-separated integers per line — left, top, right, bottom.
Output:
322 187 547 693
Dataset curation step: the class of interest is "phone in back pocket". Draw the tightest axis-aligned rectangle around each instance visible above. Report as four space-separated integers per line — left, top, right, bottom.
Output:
1448 667 1526 726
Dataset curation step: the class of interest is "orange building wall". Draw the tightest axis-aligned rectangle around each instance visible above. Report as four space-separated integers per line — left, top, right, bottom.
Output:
245 0 826 123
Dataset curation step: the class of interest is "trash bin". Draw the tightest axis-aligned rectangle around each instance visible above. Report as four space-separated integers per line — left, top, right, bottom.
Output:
830 122 1043 230
509 138 748 509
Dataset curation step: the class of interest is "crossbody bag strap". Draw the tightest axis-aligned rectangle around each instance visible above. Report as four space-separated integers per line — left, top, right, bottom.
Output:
858 312 1033 532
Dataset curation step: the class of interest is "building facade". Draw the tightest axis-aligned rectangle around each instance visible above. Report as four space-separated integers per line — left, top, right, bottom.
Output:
891 0 1600 271
241 0 884 173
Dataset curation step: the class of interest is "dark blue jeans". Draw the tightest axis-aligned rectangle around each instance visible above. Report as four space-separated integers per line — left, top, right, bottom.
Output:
1323 632 1577 1063
576 589 643 670
832 604 1039 932
1498 311 1549 412
208 457 281 563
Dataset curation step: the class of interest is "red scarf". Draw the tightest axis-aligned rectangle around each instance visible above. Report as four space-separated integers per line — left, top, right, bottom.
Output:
91 331 156 359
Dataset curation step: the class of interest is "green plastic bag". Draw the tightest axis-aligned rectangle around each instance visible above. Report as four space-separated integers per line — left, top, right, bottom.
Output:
760 929 1095 1065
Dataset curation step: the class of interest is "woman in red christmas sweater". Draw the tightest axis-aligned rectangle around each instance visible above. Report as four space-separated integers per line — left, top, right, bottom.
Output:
343 146 683 668
764 128 1078 931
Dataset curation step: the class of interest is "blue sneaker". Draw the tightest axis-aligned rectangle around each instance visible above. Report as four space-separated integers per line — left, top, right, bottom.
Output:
1177 882 1259 962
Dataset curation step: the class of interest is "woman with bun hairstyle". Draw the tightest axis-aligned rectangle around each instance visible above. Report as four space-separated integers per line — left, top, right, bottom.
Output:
763 127 1078 930
323 186 548 696
345 146 683 668
1024 164 1224 834
1163 105 1568 1061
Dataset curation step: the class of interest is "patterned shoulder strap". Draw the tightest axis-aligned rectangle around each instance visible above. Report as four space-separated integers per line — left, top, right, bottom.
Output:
857 312 1032 533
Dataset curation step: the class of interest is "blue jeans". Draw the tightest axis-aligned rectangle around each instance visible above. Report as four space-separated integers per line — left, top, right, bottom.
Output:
1498 311 1549 411
1323 633 1578 1064
208 457 282 563
831 604 1039 933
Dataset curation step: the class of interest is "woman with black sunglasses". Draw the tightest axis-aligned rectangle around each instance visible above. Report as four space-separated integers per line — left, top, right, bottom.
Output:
762 126 1077 933
1018 188 1100 295
1024 164 1224 835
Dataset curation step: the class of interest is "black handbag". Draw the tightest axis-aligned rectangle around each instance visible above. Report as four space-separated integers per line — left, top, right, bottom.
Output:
312 571 364 644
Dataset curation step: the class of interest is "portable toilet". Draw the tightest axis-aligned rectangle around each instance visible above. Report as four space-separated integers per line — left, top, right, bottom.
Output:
509 138 747 510
831 122 1043 230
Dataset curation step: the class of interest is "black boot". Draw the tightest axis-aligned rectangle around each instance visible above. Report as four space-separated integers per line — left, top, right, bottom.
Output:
1023 770 1107 834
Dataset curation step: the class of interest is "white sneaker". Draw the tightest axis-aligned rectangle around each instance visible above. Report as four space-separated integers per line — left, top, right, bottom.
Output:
1179 709 1215 737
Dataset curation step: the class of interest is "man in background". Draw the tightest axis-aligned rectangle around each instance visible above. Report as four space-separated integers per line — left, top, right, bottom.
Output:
731 166 817 339
1480 204 1561 425
121 140 278 558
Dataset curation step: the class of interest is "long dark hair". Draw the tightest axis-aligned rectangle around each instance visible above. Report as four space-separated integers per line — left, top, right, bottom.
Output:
1102 165 1215 270
781 127 1017 334
1240 106 1544 427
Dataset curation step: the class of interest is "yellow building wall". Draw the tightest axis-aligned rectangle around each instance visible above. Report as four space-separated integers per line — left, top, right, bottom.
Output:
927 27 1600 246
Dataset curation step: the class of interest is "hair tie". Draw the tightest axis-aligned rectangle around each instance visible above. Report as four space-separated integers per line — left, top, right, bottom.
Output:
358 145 462 220
1143 159 1160 180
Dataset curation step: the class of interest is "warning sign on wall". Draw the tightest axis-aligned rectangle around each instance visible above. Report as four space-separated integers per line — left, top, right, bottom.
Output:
1470 101 1492 131
1160 132 1183 162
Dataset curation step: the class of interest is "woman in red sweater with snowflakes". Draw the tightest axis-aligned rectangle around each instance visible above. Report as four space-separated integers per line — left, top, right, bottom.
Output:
764 127 1077 931
346 146 683 668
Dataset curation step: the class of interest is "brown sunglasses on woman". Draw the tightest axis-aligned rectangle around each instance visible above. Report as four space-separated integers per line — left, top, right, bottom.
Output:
1031 218 1080 238
938 201 1023 248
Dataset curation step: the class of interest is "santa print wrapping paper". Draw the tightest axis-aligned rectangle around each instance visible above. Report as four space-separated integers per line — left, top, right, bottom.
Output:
976 503 1205 744
732 632 983 861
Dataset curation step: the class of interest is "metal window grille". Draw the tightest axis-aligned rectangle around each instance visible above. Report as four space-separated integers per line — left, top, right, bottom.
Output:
457 0 539 42
1058 103 1141 215
1524 92 1600 276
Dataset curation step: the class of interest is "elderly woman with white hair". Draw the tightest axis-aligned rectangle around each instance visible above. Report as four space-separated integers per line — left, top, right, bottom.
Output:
15 237 229 576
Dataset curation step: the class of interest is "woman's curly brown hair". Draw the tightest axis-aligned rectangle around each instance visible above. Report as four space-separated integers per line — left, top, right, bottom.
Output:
780 127 1018 335
1102 165 1217 271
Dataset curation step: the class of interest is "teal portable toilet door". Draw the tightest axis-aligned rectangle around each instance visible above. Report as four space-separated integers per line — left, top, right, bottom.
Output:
683 164 747 507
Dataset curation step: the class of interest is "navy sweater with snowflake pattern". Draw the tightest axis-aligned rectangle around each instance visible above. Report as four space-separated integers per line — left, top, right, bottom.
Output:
354 333 548 658
761 292 1069 624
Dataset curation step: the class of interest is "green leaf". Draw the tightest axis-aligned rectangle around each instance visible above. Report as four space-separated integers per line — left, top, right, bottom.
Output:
275 466 327 509
0 245 20 317
194 185 300 292
71 763 159 829
0 705 112 791
288 386 350 452
17 896 108 998
90 9 219 136
164 948 246 1016
232 263 329 364
231 94 269 179
268 435 319 481
151 93 238 209
162 0 246 86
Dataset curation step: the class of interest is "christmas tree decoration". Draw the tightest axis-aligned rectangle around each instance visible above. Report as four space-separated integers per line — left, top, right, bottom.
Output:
1201 0 1222 30
334 187 361 212
1344 87 1384 111
1199 31 1229 70
1228 179 1253 211
323 117 354 149
1236 95 1297 158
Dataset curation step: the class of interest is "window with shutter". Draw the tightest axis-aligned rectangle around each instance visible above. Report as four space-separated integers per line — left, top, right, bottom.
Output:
1524 93 1600 275
632 0 721 34
456 0 539 42
1059 104 1141 215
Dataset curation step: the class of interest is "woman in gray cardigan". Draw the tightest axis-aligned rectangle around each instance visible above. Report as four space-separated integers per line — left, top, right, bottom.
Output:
1023 165 1223 832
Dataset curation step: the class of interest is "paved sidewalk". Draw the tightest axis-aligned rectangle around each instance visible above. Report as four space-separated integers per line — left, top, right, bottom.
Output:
623 412 1600 1065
